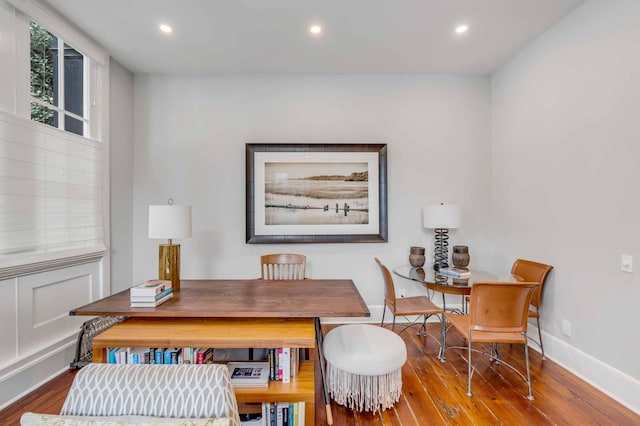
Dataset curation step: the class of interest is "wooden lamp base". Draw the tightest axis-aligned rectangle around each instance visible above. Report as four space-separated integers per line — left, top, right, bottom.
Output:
158 243 180 291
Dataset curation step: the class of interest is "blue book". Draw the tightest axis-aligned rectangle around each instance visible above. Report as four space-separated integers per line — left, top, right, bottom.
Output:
108 348 116 364
155 348 164 364
164 348 178 365
289 403 294 426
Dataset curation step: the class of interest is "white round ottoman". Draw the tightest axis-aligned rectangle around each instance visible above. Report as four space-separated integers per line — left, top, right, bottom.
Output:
323 324 407 413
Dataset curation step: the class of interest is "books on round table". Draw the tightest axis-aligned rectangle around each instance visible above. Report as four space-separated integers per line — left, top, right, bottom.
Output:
437 267 471 278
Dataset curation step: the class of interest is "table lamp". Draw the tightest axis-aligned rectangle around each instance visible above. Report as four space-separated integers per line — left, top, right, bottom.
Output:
149 199 192 291
423 203 461 271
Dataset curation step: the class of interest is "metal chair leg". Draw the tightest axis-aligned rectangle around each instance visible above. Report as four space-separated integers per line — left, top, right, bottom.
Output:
418 314 427 335
438 313 446 361
536 316 545 360
380 305 387 327
525 337 534 400
467 339 473 397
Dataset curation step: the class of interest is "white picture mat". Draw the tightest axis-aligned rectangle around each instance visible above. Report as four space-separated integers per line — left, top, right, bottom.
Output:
253 151 380 236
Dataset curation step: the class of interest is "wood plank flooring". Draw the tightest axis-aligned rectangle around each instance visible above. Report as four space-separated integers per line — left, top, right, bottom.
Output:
1 323 638 425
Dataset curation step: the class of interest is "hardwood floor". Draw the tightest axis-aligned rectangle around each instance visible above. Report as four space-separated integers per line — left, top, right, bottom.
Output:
1 323 638 425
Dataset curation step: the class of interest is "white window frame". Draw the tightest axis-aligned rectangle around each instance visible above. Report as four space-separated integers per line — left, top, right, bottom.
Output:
28 30 92 135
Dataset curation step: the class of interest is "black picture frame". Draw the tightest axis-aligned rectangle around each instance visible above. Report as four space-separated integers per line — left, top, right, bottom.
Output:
246 143 388 244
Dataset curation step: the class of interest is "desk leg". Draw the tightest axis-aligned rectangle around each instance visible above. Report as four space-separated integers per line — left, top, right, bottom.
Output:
314 317 333 425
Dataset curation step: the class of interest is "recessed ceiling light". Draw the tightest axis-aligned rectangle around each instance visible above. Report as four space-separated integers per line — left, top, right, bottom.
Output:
159 24 173 34
455 25 468 34
310 25 322 35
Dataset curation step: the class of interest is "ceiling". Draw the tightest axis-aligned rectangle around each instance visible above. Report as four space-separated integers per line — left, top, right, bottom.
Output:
43 0 584 75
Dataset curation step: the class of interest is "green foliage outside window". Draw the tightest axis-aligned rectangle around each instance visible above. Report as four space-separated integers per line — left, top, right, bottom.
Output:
30 21 55 125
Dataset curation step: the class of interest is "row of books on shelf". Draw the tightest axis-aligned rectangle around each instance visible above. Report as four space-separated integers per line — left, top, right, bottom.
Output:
246 402 304 426
130 279 173 307
106 347 300 382
107 347 195 365
266 347 299 383
108 347 241 365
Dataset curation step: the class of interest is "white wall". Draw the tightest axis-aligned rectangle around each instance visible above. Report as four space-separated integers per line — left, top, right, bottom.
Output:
109 60 135 293
491 0 640 411
132 74 492 308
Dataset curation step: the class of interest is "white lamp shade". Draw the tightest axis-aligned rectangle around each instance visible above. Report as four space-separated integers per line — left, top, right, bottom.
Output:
423 204 462 229
149 205 192 239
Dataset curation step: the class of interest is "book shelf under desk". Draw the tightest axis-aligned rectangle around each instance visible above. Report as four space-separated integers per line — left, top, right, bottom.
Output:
91 317 317 425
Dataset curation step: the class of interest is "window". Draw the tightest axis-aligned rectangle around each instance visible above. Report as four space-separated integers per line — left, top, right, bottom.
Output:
30 21 88 137
0 0 109 277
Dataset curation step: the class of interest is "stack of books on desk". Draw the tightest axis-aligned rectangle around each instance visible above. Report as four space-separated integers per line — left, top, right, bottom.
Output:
437 267 471 278
130 280 173 307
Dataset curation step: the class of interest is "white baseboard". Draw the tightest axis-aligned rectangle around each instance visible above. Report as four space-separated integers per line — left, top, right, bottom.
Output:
538 327 640 415
324 304 640 415
0 337 76 410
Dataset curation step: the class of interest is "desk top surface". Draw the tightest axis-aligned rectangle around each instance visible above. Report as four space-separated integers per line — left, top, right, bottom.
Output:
70 279 370 318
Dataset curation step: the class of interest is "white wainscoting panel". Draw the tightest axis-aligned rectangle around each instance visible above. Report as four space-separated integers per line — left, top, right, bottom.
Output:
17 263 97 357
0 260 103 409
0 278 18 365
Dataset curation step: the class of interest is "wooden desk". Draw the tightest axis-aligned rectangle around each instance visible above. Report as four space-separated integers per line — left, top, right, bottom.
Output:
71 279 369 318
71 279 370 426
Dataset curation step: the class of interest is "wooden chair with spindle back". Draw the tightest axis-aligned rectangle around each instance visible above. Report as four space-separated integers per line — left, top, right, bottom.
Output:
255 254 307 361
261 253 306 280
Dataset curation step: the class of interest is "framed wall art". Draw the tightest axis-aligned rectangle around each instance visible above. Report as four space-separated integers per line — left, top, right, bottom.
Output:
246 143 388 244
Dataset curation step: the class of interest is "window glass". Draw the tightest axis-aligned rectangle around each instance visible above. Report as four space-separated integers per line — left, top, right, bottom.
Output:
30 22 57 124
64 115 83 136
63 43 84 117
29 21 88 137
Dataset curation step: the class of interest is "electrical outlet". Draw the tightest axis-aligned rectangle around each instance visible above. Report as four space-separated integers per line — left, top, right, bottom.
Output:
621 255 633 273
399 288 406 298
562 319 572 337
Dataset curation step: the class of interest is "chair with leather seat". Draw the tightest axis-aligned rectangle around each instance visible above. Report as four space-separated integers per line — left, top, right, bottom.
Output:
511 259 554 359
375 257 444 356
444 281 538 399
261 253 306 280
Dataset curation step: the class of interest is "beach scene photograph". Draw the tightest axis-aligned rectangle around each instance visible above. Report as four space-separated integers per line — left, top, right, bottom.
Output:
264 162 369 225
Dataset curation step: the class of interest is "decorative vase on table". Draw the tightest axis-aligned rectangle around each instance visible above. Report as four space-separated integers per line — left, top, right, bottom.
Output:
452 245 470 269
409 246 426 267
